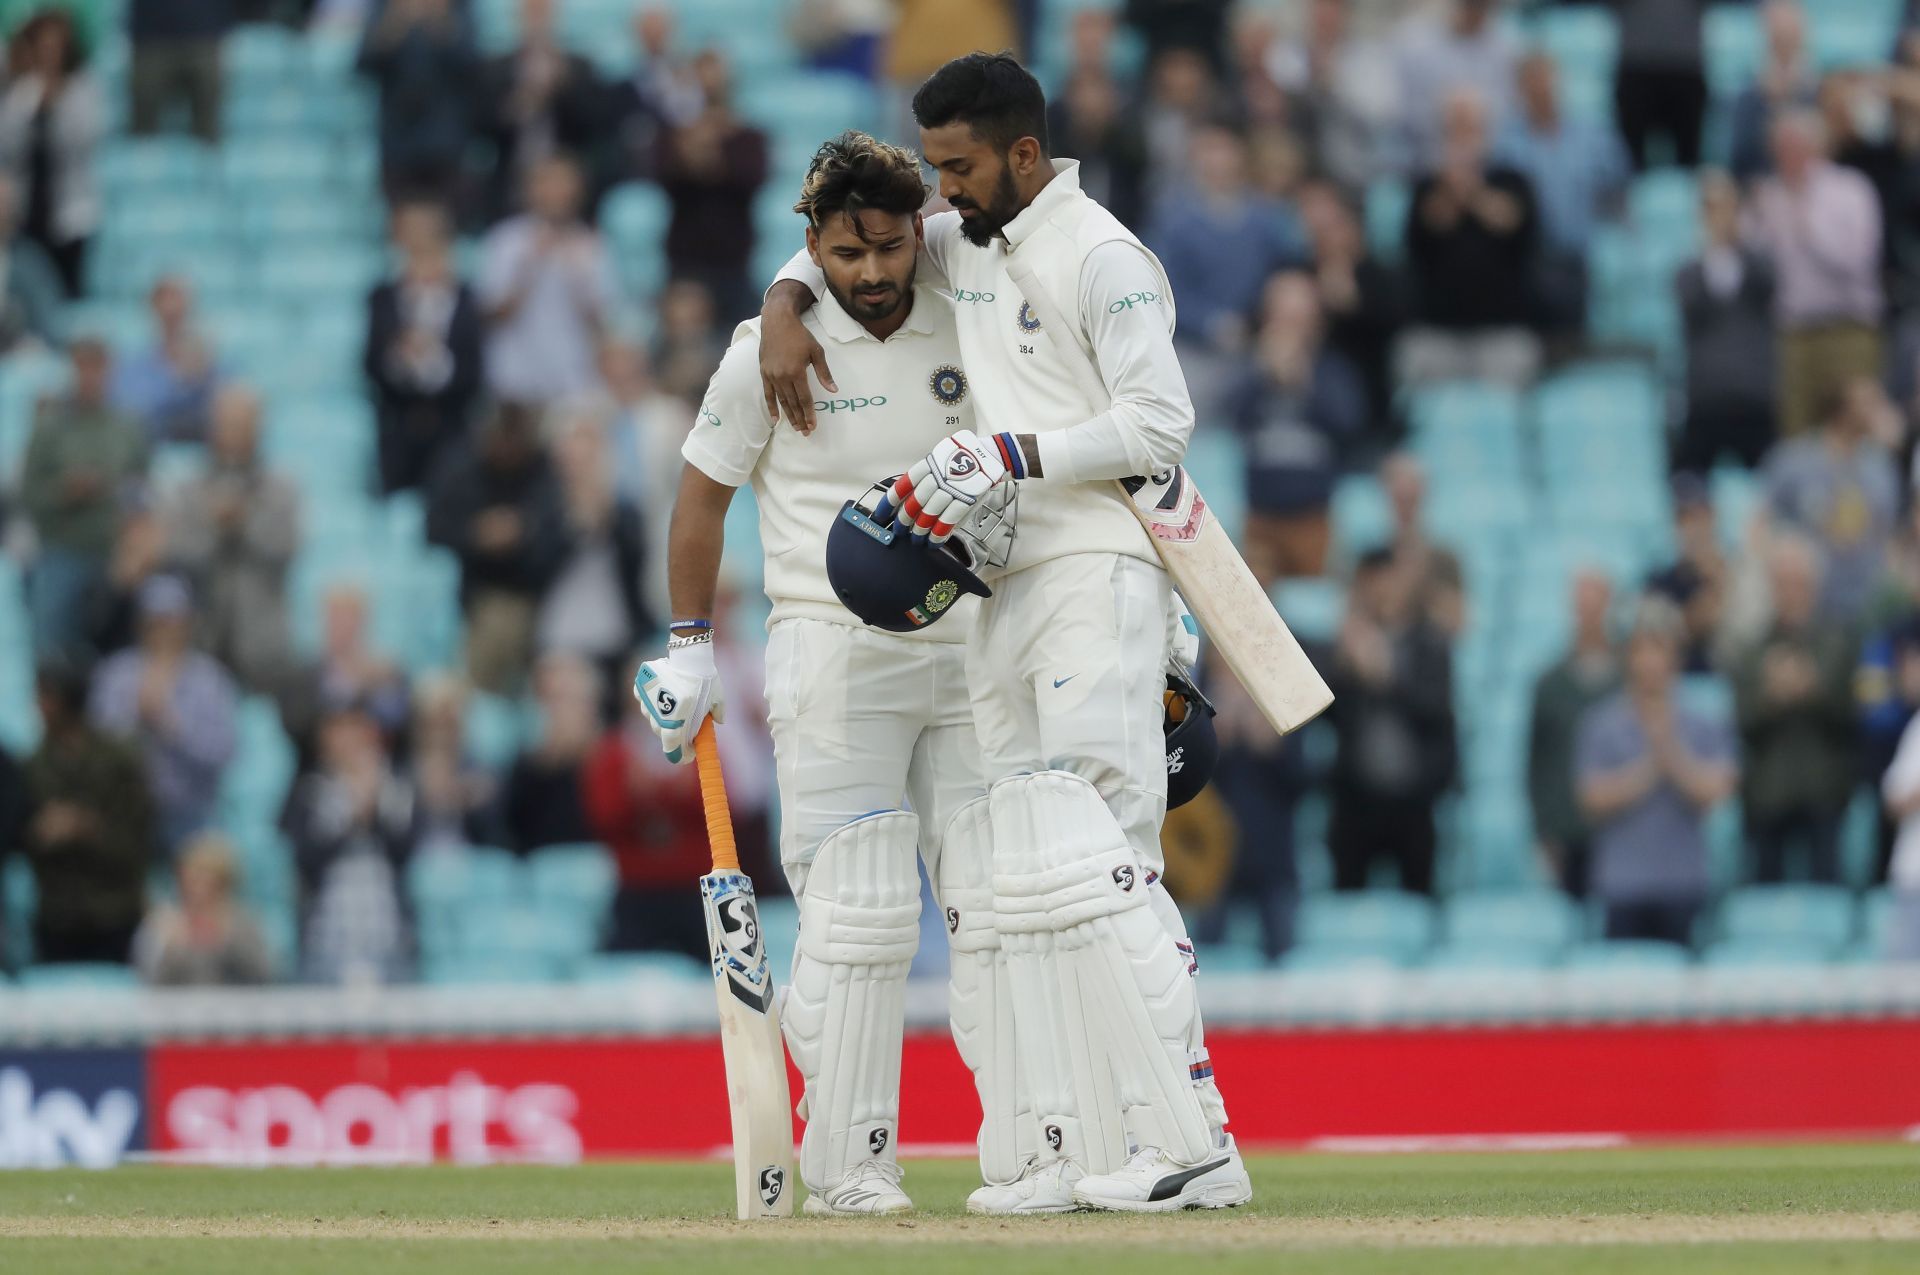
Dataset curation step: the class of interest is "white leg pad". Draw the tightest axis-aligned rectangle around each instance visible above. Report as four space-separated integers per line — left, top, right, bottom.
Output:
782 810 921 1193
991 771 1213 1172
938 795 1031 1185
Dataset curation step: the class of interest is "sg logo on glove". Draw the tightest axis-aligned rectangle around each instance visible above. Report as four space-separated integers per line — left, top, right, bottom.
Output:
947 451 979 479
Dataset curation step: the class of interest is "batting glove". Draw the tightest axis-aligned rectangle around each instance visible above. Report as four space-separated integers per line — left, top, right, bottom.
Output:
633 638 725 764
892 429 1021 544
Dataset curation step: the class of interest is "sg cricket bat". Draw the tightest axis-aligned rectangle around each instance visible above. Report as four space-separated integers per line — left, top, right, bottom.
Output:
694 719 794 1219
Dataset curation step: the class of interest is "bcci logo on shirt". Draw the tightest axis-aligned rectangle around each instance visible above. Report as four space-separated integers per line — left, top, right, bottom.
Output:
1016 301 1042 333
929 364 967 405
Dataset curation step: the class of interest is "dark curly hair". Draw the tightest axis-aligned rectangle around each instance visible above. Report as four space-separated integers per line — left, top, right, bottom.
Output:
792 130 928 241
911 52 1048 155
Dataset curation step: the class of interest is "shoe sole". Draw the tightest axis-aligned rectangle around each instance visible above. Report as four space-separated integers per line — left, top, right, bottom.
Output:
803 1199 914 1216
965 1200 1080 1216
1072 1182 1253 1214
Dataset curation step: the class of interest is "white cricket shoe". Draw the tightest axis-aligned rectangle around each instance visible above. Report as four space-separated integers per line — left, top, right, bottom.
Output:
802 1160 913 1215
965 1157 1084 1215
1071 1137 1252 1212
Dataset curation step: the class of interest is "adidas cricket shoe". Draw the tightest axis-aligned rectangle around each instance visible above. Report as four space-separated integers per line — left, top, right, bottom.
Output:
1071 1136 1252 1213
802 1159 913 1215
965 1156 1084 1215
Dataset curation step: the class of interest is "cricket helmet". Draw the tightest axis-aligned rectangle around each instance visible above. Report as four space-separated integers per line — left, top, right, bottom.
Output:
826 478 992 632
1163 667 1219 810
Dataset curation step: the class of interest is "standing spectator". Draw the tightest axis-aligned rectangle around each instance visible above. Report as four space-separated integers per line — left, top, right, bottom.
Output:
650 277 726 402
1578 598 1739 945
537 398 652 683
1048 24 1148 232
357 0 482 204
1138 47 1228 199
480 0 606 221
1401 89 1542 389
162 386 300 697
607 7 704 184
22 660 153 964
407 673 502 853
1266 0 1401 190
1298 180 1404 438
21 336 147 660
478 154 612 409
601 341 689 623
82 500 165 660
111 276 220 444
1674 171 1777 473
1608 0 1709 170
1528 569 1621 898
425 403 570 695
500 652 598 854
1393 0 1517 172
366 200 484 494
1732 534 1860 884
128 0 232 142
1225 272 1366 584
1765 375 1902 623
1645 473 1732 674
1746 110 1886 437
285 583 411 756
132 833 274 985
1326 547 1457 896
1123 0 1232 69
88 575 239 855
1878 694 1920 957
655 51 768 326
0 171 62 351
1383 452 1466 639
0 10 105 296
1729 0 1816 182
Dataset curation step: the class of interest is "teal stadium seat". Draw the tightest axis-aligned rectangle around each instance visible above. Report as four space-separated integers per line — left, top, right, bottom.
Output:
463 694 527 772
1811 0 1904 71
2 855 35 968
1422 942 1559 971
1530 5 1617 121
1443 890 1582 955
528 843 620 922
1271 579 1344 646
1703 5 1762 99
1331 474 1391 556
423 950 564 985
1191 943 1272 973
1279 945 1408 972
1407 381 1524 479
1562 939 1691 970
97 138 218 195
457 900 599 972
1295 891 1437 963
600 182 670 298
1861 887 1895 957
1364 179 1410 264
1183 427 1246 541
1715 884 1857 956
1700 938 1836 969
756 894 799 980
15 963 142 990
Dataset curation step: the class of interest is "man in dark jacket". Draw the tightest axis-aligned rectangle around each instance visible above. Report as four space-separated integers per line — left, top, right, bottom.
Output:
357 0 483 203
654 50 767 325
1527 569 1620 897
480 0 607 221
1673 170 1776 474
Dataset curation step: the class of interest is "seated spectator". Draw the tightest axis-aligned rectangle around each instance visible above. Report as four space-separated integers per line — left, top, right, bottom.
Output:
1764 376 1901 623
1729 0 1816 182
583 656 716 958
356 0 481 204
1393 0 1516 172
1610 0 1709 170
284 693 420 985
0 172 62 351
426 403 569 694
607 7 704 184
538 398 653 683
1877 691 1920 958
1326 547 1456 896
480 0 607 221
366 200 483 495
1528 569 1621 898
655 51 768 325
0 10 105 296
1225 272 1365 584
1382 452 1465 638
1674 172 1777 473
162 386 299 697
1297 181 1403 437
1400 88 1541 389
1265 0 1400 190
1732 534 1858 884
133 832 274 985
88 575 239 855
1645 473 1731 674
111 276 220 444
22 660 154 964
21 336 147 660
500 652 598 854
407 673 502 853
651 278 727 403
128 0 231 143
1577 598 1739 945
479 154 612 410
1746 110 1884 436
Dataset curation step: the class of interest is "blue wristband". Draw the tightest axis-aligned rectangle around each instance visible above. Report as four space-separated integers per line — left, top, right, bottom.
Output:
993 432 1027 480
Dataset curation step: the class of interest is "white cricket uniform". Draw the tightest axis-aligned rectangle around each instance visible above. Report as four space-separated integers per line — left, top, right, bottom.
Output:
681 282 986 883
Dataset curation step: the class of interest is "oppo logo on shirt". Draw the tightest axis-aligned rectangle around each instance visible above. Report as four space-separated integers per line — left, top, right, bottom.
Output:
700 407 722 427
953 289 996 304
1108 291 1163 313
813 396 888 414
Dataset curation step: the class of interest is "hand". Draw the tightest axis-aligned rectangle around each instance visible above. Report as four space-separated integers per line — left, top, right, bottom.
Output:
33 801 87 845
759 301 836 433
62 470 104 504
1762 647 1815 702
473 507 523 553
138 662 176 729
634 638 726 764
893 429 1011 544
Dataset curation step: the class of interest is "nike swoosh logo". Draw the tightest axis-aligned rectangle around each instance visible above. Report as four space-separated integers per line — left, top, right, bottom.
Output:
1052 675 1077 689
1148 1157 1231 1202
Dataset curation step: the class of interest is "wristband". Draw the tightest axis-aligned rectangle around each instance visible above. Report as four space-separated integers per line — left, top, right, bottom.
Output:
670 618 713 632
992 432 1027 480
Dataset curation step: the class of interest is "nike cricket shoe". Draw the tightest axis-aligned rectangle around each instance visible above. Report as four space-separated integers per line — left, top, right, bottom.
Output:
802 1159 913 1215
1070 1136 1253 1212
965 1156 1084 1215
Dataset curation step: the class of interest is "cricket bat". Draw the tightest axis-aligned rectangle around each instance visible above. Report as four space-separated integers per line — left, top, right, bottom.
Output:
694 719 794 1219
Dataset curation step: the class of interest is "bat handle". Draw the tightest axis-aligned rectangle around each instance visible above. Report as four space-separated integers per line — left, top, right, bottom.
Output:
694 718 739 873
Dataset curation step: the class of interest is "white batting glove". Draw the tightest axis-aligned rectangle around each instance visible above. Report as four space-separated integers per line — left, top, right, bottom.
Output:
890 428 1018 544
633 637 726 765
1167 589 1201 674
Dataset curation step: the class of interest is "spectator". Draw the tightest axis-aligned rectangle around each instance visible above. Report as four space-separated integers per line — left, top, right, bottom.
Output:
0 9 105 295
1646 473 1731 674
162 385 301 697
1265 0 1400 190
583 654 716 957
357 0 482 204
538 398 653 682
1225 272 1366 584
133 832 274 985
110 276 220 444
407 673 502 853
1298 180 1403 437
1877 688 1920 957
1382 452 1466 639
0 738 21 968
127 0 232 142
1141 49 1235 201
1326 547 1457 896
650 277 726 403
1123 0 1232 70
1732 534 1859 884
500 652 598 854
0 171 62 351
1764 375 1902 623
654 51 769 325
1528 569 1620 897
478 153 612 409
88 575 239 855
1674 171 1777 473
1401 89 1542 389
1820 68 1920 314
21 660 154 964
607 7 704 183
1577 598 1738 945
82 500 165 660
1608 0 1709 170
21 336 147 660
286 583 412 754
1729 0 1816 182
1745 110 1885 437
480 0 606 220
425 403 569 695
366 200 484 494
1393 0 1517 172
284 693 420 985
601 341 689 622
1048 20 1148 233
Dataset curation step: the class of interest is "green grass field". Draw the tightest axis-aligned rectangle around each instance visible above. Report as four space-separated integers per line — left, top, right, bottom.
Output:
3 1144 1918 1274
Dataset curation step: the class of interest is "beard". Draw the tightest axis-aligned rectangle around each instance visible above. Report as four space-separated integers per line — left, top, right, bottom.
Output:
952 164 1023 247
825 261 916 323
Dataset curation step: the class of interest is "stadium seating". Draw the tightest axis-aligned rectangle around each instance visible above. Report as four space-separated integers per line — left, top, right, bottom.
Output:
1295 891 1438 964
1714 885 1859 957
1561 940 1692 970
1442 890 1583 958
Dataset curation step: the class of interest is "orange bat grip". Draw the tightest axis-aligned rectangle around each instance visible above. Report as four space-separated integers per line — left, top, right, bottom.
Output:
694 719 738 872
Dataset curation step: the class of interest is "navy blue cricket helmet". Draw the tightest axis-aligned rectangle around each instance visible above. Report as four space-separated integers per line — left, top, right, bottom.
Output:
826 479 991 632
1164 668 1218 810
